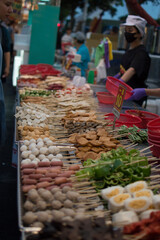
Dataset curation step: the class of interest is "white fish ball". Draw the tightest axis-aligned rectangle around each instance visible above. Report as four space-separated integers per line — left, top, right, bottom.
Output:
32 158 40 164
31 148 39 156
38 154 46 161
56 154 63 160
43 137 49 142
20 145 27 152
21 159 31 165
41 158 50 162
21 151 30 159
29 139 36 144
47 154 54 160
46 140 53 146
29 154 36 160
23 140 30 146
29 143 37 150
37 141 44 149
37 138 43 143
39 147 48 154
51 158 61 162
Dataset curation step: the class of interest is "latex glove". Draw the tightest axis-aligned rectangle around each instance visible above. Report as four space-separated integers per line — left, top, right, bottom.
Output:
127 88 147 101
113 73 121 79
113 73 124 82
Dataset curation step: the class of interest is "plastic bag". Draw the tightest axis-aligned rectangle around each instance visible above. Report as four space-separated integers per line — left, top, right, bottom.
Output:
96 58 107 83
72 76 86 87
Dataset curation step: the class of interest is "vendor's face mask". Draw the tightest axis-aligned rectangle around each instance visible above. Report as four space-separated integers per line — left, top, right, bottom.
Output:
124 32 137 43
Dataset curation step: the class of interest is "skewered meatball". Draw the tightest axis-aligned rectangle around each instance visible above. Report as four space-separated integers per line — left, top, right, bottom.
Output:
51 187 59 194
32 221 44 228
39 190 53 202
63 199 73 208
28 189 39 202
36 211 50 222
74 213 86 220
62 186 72 193
23 211 37 225
36 200 47 210
37 188 45 195
24 200 35 211
60 208 75 217
54 191 66 202
51 200 62 210
66 191 80 202
62 216 73 222
52 210 65 221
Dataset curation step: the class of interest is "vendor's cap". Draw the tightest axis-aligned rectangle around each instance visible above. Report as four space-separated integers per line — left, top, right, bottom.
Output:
74 31 85 41
121 15 147 37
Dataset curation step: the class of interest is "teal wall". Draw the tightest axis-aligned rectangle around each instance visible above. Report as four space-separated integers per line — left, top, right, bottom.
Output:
29 5 60 64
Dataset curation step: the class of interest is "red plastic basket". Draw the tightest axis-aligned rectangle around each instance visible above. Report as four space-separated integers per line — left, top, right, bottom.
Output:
148 140 160 158
96 92 116 104
148 129 160 136
105 113 142 128
106 76 133 100
125 110 159 129
148 132 160 141
147 117 160 131
148 136 160 145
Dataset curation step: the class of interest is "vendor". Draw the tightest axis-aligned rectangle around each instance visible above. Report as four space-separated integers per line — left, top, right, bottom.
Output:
61 27 73 55
72 31 90 77
114 15 151 106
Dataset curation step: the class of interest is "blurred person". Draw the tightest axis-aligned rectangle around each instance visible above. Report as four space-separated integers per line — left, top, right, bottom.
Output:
0 0 13 147
0 22 11 83
72 31 90 77
61 27 73 55
3 19 15 61
114 15 151 106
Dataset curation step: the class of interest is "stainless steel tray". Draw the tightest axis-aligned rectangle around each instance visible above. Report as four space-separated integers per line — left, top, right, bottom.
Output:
17 141 78 233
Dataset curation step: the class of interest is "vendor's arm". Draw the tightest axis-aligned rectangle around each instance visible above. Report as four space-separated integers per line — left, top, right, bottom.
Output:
128 88 160 101
2 52 10 77
145 88 160 97
121 67 136 82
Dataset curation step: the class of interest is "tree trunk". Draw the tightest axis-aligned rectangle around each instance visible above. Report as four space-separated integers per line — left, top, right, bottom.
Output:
70 6 75 30
124 0 159 26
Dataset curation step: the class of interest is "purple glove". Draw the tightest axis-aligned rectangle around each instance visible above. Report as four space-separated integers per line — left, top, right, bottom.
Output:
113 73 121 79
127 88 147 101
113 74 124 82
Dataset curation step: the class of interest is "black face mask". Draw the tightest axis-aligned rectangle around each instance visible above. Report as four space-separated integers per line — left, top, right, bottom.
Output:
124 32 137 43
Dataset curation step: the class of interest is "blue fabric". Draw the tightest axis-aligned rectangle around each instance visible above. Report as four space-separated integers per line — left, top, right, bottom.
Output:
72 44 90 77
0 44 6 146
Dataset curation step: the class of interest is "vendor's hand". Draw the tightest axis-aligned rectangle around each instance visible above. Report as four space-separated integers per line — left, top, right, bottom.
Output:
127 88 147 101
113 73 121 79
113 74 124 82
2 67 10 78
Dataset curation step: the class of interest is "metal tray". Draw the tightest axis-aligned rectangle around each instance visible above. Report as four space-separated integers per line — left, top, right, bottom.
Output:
17 141 78 233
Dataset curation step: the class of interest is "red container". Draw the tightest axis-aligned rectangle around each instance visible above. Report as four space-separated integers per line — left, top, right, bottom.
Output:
148 140 160 158
125 110 159 129
96 92 116 104
148 131 160 141
105 113 142 128
147 117 160 131
106 76 133 100
148 129 160 136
